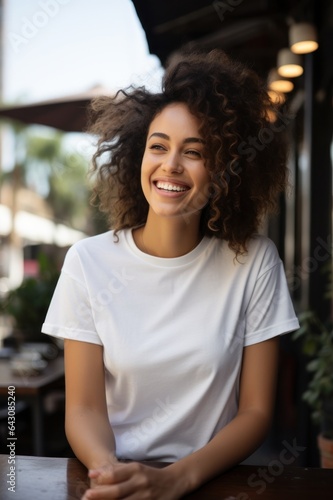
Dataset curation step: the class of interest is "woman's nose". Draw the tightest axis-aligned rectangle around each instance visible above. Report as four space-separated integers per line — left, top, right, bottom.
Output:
161 153 183 173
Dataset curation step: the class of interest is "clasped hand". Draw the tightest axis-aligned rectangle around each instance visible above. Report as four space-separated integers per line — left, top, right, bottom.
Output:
82 461 183 500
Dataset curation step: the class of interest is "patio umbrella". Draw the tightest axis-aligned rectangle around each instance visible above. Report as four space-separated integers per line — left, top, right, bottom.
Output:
0 85 114 133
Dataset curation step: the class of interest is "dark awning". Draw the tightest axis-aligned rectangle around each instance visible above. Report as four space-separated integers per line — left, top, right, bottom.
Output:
0 86 113 132
131 0 290 74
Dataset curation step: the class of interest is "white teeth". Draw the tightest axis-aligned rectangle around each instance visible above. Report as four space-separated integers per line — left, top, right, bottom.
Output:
155 181 188 192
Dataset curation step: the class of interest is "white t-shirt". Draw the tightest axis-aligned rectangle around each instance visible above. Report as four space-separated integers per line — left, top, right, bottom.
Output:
42 229 299 462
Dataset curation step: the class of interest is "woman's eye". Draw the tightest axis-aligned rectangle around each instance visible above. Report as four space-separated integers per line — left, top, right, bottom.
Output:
186 150 201 157
150 144 166 151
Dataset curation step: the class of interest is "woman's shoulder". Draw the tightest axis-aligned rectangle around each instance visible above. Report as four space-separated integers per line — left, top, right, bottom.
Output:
63 229 128 264
59 230 132 281
247 233 279 255
214 234 280 263
70 228 132 252
69 229 115 250
245 234 282 274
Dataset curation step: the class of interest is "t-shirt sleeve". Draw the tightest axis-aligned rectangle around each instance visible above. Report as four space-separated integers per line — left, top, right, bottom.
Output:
244 258 299 347
41 246 102 345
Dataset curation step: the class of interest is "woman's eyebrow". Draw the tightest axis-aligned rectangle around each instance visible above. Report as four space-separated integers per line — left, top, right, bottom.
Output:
184 137 205 144
148 132 204 144
148 132 169 140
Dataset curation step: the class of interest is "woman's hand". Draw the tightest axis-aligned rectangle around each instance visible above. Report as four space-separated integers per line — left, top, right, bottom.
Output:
88 458 119 490
82 462 186 500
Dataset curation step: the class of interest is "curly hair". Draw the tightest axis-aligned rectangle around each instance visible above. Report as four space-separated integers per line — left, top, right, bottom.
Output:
88 49 290 255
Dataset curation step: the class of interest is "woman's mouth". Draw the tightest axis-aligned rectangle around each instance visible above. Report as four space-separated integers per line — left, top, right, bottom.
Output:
154 180 190 192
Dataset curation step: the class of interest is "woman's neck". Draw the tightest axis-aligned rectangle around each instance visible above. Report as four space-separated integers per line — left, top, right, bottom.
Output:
133 212 202 258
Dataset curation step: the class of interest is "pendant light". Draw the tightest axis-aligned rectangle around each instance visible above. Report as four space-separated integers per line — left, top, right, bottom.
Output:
277 48 303 78
290 22 318 54
268 69 294 93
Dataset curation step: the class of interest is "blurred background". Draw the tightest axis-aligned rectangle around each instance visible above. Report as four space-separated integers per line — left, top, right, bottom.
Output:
0 0 332 469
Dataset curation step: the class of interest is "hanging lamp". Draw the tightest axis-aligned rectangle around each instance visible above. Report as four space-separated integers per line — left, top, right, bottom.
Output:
277 48 303 78
290 22 318 54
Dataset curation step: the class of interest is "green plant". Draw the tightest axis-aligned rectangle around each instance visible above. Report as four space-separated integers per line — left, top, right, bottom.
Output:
0 253 59 343
293 311 333 438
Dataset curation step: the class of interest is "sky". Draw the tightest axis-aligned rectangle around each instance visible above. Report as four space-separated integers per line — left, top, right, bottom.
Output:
1 0 165 176
2 0 164 103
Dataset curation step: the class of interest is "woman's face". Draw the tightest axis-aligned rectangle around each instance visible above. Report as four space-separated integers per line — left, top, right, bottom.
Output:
141 102 210 223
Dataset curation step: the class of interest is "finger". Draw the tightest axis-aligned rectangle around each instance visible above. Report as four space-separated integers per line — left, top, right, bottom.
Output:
92 462 143 486
88 464 119 485
88 470 101 479
88 457 119 478
111 462 145 483
82 481 134 499
82 465 149 499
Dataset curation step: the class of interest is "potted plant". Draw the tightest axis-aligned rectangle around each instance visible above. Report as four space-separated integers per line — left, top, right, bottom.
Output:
0 253 60 350
293 311 333 468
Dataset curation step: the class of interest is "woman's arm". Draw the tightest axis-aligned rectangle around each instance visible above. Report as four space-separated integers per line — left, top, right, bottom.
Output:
83 337 280 499
64 339 118 470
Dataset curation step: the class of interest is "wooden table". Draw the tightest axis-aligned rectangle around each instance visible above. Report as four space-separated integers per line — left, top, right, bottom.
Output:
0 356 65 455
0 454 332 499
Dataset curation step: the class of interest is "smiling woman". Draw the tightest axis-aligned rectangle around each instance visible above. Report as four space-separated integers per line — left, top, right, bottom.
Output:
41 49 299 500
88 49 288 258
